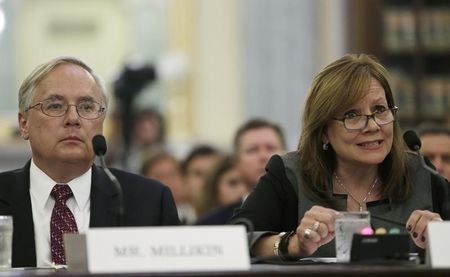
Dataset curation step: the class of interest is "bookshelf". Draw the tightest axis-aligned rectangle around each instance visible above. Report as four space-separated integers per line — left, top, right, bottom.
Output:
348 0 450 129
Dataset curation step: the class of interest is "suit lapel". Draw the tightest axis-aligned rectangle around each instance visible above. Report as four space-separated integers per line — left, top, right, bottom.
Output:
89 165 117 227
5 163 119 266
10 162 37 267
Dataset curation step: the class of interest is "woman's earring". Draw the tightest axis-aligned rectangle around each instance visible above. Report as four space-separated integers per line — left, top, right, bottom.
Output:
322 143 329 151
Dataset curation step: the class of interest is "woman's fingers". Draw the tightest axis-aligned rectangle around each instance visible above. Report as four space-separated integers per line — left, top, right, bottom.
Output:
296 205 339 256
406 210 443 248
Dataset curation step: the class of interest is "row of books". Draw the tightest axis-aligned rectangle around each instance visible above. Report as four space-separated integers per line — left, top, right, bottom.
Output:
383 8 450 52
390 70 450 118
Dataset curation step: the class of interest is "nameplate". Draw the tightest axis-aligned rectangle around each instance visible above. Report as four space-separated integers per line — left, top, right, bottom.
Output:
427 221 450 268
66 225 250 273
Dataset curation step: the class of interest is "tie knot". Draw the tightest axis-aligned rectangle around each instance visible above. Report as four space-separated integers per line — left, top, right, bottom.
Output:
51 184 73 202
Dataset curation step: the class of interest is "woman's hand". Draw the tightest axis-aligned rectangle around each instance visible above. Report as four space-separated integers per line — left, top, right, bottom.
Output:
406 210 443 249
290 205 339 257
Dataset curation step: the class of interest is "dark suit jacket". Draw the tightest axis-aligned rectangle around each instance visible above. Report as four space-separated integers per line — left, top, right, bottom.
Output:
0 161 180 267
195 201 242 225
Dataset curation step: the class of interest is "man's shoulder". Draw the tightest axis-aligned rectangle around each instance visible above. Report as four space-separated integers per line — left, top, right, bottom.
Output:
0 166 28 202
0 166 27 182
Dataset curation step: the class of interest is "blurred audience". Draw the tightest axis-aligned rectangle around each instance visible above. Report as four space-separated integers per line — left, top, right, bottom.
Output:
417 122 450 180
196 118 286 225
141 150 196 224
196 156 247 219
181 145 222 219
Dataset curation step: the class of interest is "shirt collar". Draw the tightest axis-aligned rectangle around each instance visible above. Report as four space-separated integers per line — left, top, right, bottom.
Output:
29 159 92 210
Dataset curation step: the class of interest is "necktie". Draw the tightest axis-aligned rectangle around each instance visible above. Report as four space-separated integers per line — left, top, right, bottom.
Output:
50 184 78 265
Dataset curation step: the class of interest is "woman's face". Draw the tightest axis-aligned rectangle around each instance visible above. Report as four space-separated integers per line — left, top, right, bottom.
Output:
324 78 394 169
217 168 247 205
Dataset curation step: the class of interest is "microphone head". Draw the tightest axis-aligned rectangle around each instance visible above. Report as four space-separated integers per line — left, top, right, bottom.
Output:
92 135 107 156
403 130 421 151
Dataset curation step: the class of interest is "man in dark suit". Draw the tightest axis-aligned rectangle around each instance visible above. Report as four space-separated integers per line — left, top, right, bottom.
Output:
0 56 179 268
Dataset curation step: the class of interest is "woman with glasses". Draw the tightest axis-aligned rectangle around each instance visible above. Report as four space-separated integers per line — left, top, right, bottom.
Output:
231 54 450 261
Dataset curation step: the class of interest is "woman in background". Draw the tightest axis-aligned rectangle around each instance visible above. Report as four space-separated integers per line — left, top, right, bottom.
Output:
196 156 247 222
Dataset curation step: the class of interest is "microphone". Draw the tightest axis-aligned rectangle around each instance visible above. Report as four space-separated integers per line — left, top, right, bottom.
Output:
403 130 450 220
403 130 440 176
92 135 125 226
403 130 421 151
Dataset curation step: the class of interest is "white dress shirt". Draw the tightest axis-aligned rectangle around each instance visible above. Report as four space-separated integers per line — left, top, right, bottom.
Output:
29 160 91 267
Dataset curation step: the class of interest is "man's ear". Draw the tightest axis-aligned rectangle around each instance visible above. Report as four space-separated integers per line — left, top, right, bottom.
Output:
18 112 29 140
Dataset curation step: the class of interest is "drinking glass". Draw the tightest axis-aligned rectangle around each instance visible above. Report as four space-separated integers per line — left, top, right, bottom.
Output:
0 216 13 269
335 212 370 262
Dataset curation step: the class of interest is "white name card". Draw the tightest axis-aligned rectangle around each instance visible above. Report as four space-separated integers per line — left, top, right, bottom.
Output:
427 221 450 268
66 225 250 273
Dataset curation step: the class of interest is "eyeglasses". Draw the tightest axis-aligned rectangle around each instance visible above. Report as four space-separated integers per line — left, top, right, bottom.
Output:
25 98 106 120
334 106 398 131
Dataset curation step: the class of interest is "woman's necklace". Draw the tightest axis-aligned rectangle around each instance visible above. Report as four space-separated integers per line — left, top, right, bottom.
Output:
334 173 378 212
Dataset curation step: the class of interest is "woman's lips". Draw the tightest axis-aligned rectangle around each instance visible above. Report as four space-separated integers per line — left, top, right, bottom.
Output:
357 140 383 149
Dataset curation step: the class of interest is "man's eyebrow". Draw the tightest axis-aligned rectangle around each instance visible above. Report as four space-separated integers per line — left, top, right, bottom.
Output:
44 94 64 101
45 95 98 102
78 96 96 102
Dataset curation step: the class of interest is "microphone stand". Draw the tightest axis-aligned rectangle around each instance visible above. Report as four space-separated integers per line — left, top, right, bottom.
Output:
404 130 450 219
98 154 125 226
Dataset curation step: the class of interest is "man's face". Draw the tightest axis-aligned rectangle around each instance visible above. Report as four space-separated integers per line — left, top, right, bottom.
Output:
19 63 105 168
421 133 450 180
236 127 285 187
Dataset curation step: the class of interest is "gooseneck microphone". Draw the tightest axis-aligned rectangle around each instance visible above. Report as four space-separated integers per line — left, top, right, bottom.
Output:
403 130 440 176
92 135 125 226
403 130 450 219
403 130 421 151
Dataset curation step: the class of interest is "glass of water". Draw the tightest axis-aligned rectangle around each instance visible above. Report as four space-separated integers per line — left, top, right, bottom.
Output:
335 212 370 263
0 216 13 269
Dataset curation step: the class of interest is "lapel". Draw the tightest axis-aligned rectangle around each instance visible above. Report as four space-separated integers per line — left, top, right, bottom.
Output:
4 163 120 266
10 161 37 267
89 165 118 227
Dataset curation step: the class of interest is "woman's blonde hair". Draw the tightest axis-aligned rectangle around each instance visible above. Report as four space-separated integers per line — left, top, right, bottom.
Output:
298 54 409 207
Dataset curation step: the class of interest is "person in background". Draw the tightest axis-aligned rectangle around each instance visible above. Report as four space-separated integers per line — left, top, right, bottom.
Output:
232 54 450 261
0 56 179 268
141 150 196 224
196 156 247 219
196 118 286 225
112 107 166 173
417 123 450 181
234 119 287 192
182 145 222 219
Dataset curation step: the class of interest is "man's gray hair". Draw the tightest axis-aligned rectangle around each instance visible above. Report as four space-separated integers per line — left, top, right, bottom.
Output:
18 56 108 113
